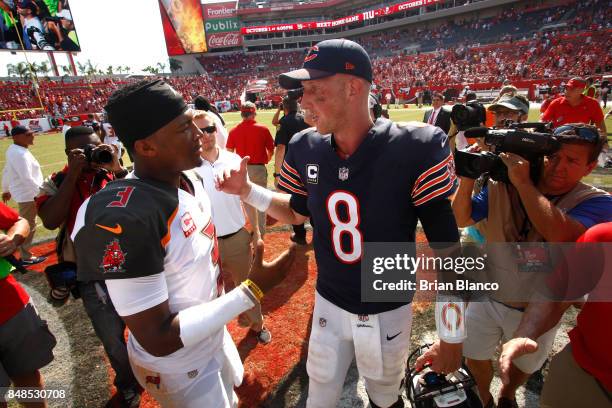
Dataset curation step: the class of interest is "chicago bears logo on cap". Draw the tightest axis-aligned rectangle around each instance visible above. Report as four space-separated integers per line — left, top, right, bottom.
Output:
304 45 319 62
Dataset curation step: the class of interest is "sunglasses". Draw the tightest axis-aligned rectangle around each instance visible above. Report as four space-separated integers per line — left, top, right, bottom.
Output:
200 125 217 134
553 125 599 143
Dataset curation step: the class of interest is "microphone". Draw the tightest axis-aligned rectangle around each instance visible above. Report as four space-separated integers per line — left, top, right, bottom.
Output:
464 127 489 138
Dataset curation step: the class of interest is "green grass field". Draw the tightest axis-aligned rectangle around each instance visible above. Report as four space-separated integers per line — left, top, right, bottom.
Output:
2 107 611 242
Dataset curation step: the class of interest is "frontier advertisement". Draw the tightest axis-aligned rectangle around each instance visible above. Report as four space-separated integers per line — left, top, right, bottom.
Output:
159 0 207 56
202 1 242 50
0 0 81 52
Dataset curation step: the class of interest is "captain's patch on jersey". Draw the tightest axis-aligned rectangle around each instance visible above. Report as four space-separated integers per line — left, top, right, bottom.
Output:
100 239 127 274
181 212 197 237
306 164 319 184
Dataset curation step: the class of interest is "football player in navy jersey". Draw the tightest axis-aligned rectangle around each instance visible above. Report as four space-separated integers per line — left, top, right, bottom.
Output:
218 39 465 408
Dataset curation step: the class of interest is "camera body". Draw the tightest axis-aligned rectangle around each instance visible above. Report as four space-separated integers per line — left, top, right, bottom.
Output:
286 87 303 101
450 101 487 131
83 144 113 164
455 122 560 183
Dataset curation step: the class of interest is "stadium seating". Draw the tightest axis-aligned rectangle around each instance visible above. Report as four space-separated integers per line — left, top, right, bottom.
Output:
1 0 610 121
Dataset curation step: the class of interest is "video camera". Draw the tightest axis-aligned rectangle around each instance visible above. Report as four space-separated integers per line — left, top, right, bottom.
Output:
450 101 487 131
454 122 559 183
83 144 113 165
286 87 303 101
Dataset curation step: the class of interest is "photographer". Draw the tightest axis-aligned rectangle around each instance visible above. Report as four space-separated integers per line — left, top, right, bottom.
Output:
44 10 78 52
452 123 612 408
273 95 309 244
16 0 54 50
35 127 140 407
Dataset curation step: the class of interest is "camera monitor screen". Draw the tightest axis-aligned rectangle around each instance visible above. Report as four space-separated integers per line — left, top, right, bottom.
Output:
0 0 81 52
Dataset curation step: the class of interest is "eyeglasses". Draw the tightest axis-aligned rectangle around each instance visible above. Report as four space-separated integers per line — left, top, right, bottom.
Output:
200 125 216 134
553 125 599 143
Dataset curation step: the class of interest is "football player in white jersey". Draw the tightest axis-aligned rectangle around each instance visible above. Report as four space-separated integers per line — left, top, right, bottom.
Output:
72 80 295 407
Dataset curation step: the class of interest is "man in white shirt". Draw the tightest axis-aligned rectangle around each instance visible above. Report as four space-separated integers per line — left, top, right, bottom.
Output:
193 110 271 344
194 96 228 149
1 126 46 265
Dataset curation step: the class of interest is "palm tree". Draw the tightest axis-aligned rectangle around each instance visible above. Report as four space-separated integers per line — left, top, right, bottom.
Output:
85 59 98 76
16 62 31 79
143 66 159 75
156 62 166 73
37 61 50 76
6 64 17 77
169 58 183 73
123 65 131 74
60 65 72 75
76 61 87 75
106 65 114 75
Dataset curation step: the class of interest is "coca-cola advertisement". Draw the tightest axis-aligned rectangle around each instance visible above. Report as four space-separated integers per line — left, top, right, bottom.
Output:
207 32 242 49
203 1 241 50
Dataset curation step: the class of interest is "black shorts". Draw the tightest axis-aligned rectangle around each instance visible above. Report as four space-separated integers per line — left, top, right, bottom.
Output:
0 303 56 386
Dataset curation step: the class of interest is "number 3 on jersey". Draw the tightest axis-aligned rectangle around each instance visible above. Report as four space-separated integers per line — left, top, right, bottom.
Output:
326 191 362 263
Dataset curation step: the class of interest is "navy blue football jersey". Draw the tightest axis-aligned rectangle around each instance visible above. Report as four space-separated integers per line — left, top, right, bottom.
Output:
278 118 457 314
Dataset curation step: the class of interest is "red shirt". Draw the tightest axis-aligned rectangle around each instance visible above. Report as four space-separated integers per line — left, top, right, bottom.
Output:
226 119 274 165
36 167 114 234
0 203 30 325
540 94 560 113
541 96 604 127
567 222 612 390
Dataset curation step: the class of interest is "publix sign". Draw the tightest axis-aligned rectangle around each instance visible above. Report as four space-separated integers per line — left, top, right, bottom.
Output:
205 18 239 33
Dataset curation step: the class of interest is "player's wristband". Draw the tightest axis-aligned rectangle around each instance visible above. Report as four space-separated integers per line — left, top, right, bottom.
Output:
178 286 254 348
241 278 264 302
243 183 273 212
435 294 467 344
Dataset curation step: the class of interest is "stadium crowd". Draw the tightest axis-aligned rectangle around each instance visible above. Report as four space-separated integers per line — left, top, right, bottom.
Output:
1 0 610 122
2 38 611 408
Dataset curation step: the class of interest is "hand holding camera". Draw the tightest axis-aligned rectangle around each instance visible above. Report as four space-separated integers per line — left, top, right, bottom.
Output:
67 144 121 182
499 152 532 188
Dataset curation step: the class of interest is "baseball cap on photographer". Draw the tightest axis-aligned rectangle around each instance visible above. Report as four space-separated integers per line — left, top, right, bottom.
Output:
17 0 36 10
279 39 372 90
488 95 529 115
10 125 30 137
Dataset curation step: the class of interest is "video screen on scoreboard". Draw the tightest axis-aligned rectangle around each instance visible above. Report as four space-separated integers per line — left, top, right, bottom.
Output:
159 0 208 56
0 0 81 52
159 0 242 56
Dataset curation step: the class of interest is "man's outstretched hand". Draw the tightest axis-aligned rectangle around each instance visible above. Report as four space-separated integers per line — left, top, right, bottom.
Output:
415 340 463 374
216 156 251 198
249 239 296 295
499 337 538 385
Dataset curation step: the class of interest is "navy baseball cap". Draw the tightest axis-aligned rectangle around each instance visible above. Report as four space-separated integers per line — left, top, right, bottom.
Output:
279 39 372 90
11 125 30 136
17 0 36 10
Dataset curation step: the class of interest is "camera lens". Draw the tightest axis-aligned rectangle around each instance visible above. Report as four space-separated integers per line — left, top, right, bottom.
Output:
92 149 113 164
